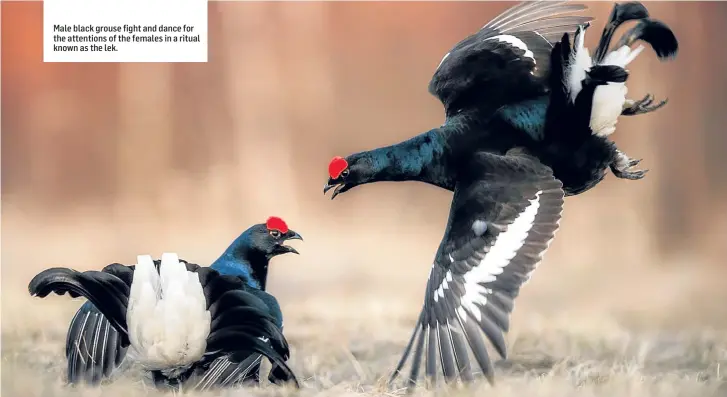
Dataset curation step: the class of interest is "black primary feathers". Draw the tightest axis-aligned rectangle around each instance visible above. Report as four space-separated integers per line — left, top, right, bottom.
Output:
322 0 678 391
57 221 302 387
30 264 134 344
65 301 128 384
28 260 299 390
388 151 564 390
430 1 592 118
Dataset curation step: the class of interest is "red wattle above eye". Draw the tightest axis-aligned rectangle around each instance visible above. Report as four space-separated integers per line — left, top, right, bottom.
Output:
329 156 348 179
266 216 289 234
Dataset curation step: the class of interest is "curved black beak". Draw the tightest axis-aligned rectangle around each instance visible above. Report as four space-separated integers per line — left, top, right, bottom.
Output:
284 230 303 242
273 245 299 255
273 229 303 256
323 179 345 200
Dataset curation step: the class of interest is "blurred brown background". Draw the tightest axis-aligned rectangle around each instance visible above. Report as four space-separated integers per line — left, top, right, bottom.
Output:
3 1 727 333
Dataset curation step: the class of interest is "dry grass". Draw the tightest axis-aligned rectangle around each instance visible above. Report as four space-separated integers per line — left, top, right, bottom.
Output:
3 206 727 397
3 289 727 397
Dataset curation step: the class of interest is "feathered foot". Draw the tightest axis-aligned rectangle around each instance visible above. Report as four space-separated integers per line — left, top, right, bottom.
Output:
622 93 668 116
610 150 648 180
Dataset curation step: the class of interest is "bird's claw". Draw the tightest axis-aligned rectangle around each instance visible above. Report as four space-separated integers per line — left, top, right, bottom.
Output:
613 168 649 180
627 158 642 168
622 93 668 116
611 152 648 180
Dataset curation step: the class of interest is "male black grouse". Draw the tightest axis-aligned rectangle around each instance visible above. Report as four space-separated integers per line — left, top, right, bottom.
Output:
30 217 302 390
322 0 678 389
323 1 678 199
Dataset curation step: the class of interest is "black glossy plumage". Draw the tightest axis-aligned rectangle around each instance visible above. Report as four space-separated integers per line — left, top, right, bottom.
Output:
430 1 592 118
65 295 128 384
30 264 135 344
388 151 564 389
592 1 649 63
532 26 634 195
28 260 299 390
613 18 679 60
324 1 679 390
58 223 301 387
325 1 680 199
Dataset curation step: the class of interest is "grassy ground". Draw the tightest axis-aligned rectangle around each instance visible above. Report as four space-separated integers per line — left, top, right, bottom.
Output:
3 209 727 397
3 285 727 397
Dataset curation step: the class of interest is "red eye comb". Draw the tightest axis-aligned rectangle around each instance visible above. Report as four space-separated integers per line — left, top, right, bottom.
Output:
328 156 348 179
266 216 289 234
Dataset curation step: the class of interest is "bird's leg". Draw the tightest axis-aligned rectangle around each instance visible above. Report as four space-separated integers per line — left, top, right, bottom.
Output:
622 93 668 116
610 149 648 180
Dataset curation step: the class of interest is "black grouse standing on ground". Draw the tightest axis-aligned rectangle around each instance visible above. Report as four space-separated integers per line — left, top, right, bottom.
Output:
37 217 302 390
322 1 678 389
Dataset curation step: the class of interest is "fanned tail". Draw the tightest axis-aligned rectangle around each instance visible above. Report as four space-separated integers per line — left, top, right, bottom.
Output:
30 255 298 390
546 1 678 140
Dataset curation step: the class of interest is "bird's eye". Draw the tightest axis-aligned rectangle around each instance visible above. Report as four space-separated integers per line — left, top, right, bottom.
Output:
341 169 350 178
269 230 281 238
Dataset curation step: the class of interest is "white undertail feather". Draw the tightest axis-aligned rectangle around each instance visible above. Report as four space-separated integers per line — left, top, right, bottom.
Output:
566 28 592 102
589 44 645 137
126 253 211 371
565 28 646 137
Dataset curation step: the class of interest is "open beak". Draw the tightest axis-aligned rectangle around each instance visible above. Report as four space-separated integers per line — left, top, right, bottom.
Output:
285 230 303 242
323 181 345 200
274 230 303 256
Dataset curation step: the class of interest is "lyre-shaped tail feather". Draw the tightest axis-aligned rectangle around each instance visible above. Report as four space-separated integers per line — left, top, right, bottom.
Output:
612 18 678 61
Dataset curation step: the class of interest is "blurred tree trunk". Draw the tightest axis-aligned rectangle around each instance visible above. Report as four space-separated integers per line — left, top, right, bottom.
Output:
116 64 173 204
277 2 334 218
220 3 298 219
697 4 727 264
653 4 711 260
172 3 234 176
168 3 244 226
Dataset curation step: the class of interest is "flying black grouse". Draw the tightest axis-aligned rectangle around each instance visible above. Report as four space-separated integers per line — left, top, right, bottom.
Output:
31 217 303 390
322 0 678 389
323 1 678 199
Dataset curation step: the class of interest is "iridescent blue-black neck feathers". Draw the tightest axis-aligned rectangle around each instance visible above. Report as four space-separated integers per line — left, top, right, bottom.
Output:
210 230 266 290
324 129 456 197
210 223 302 291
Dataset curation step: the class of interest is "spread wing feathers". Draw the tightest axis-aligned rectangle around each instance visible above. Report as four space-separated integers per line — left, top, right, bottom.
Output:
198 281 300 389
193 353 263 391
29 263 136 345
30 257 299 388
390 152 565 388
65 301 128 385
430 0 592 117
191 351 292 391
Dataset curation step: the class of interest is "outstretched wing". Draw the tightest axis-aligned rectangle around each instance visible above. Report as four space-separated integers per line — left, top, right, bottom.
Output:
430 1 592 118
390 151 565 388
65 301 128 385
194 271 299 390
191 290 288 391
192 352 264 390
29 263 136 344
43 259 191 385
